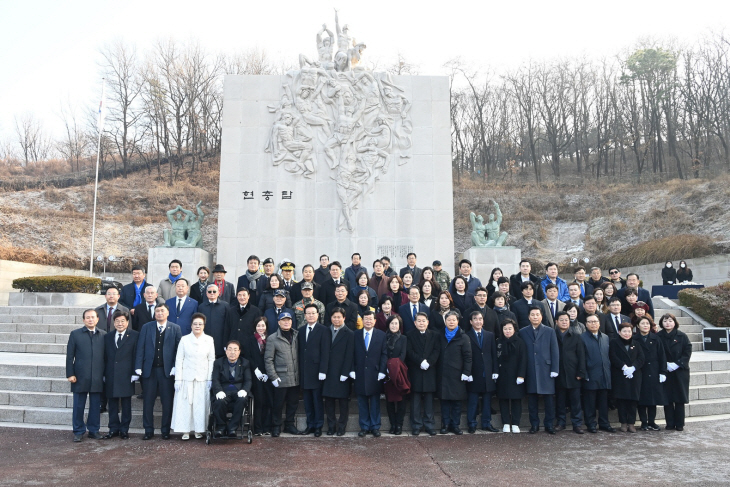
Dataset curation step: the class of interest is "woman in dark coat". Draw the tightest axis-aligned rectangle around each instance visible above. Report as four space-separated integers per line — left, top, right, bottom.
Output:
661 261 677 285
491 292 517 326
450 276 473 315
635 316 667 431
437 311 472 434
350 272 378 308
257 274 291 311
485 267 503 298
241 316 274 435
375 296 398 333
609 323 645 433
676 261 693 283
563 302 585 334
385 275 408 310
430 291 460 332
657 313 692 431
496 319 527 433
384 315 408 434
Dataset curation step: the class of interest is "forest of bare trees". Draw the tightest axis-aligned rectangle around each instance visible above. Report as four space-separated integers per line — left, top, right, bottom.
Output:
2 32 729 186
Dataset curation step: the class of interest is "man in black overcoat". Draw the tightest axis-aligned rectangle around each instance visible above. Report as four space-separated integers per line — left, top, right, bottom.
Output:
322 307 354 436
324 283 358 330
406 312 440 436
298 304 331 437
554 311 586 434
437 311 472 435
103 310 139 439
581 315 615 433
227 287 262 346
199 283 230 358
465 311 499 433
511 282 548 330
352 310 388 437
66 309 106 442
462 286 500 337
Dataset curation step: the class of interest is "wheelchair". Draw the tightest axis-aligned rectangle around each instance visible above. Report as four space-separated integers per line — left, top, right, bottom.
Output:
205 393 254 445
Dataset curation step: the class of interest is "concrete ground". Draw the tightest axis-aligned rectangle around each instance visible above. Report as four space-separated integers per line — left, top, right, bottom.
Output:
0 421 728 486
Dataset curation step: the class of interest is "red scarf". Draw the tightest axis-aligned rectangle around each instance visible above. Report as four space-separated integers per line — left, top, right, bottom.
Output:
214 279 225 295
255 332 266 354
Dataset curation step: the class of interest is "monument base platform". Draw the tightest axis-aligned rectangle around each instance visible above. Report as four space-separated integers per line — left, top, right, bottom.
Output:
462 247 521 281
147 247 213 290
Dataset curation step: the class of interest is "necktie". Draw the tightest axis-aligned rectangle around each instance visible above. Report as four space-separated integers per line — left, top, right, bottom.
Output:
477 332 482 348
412 304 417 321
580 283 585 296
107 307 113 330
332 329 338 343
158 325 163 334
306 326 311 342
276 308 281 317
116 333 122 348
550 302 555 318
615 315 620 331
148 305 153 317
364 331 370 351
177 298 182 314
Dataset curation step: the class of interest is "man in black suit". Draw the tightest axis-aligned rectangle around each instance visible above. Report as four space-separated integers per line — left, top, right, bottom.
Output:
132 286 161 332
462 286 500 336
398 286 430 334
509 260 545 301
314 254 330 285
235 255 264 305
511 282 548 329
406 312 440 435
322 307 354 436
573 266 594 298
352 310 388 437
211 264 237 305
120 265 152 313
320 261 350 307
616 273 654 318
103 310 139 439
600 297 631 339
399 252 422 284
554 311 586 434
95 287 129 334
199 284 230 358
66 309 106 442
298 304 331 437
211 340 252 437
466 311 499 433
324 283 358 330
578 295 603 324
134 304 182 440
565 282 585 309
227 287 262 346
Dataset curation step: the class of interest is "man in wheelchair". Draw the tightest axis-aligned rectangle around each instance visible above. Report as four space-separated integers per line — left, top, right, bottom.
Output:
211 340 252 438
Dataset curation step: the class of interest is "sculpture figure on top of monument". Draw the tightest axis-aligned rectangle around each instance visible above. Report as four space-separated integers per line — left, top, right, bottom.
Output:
163 202 205 248
178 201 205 248
334 9 360 72
470 199 509 247
317 24 335 70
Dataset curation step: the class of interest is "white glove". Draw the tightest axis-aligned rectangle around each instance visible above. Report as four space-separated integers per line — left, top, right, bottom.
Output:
461 374 469 381
131 375 139 382
254 368 263 380
378 373 386 381
349 371 356 379
215 391 226 400
319 373 326 381
622 365 629 372
170 367 176 376
467 375 473 382
135 369 142 376
206 380 212 390
272 378 280 388
659 374 667 383
103 377 105 383
340 375 348 382
261 374 268 382
492 374 499 380
174 381 182 392
667 362 679 372
516 377 524 385
550 372 558 378
626 373 634 379
237 390 247 398
420 360 429 370
626 366 636 376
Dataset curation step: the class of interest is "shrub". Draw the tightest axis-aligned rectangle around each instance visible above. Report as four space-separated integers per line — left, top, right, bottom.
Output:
12 276 102 294
678 282 730 328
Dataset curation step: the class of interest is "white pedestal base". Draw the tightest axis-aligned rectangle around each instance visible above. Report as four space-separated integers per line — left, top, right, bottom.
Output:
462 247 522 281
147 247 213 290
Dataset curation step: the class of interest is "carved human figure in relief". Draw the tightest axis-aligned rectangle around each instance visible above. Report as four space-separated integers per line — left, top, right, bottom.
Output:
317 24 335 70
271 112 315 178
380 81 413 161
323 88 366 169
334 9 354 72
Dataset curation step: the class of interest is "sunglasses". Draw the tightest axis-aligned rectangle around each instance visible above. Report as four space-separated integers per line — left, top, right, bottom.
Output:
207 290 218 294
609 271 619 275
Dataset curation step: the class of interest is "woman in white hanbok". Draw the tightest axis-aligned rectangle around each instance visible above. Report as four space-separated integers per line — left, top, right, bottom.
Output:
171 313 216 439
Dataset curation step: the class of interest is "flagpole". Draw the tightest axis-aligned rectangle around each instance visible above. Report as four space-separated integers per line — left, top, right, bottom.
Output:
89 78 105 277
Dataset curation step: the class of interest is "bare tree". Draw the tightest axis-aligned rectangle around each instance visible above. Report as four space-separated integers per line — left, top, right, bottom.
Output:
14 113 53 165
57 101 89 172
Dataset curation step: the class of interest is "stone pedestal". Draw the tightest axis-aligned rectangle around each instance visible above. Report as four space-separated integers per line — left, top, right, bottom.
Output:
147 247 213 291
462 247 522 281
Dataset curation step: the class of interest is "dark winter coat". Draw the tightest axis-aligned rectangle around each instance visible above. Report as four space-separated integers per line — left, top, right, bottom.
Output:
353 328 388 396
556 328 586 390
496 335 527 399
461 305 501 338
509 273 545 301
581 331 612 390
297 323 331 390
609 337 645 401
661 267 677 285
635 332 668 406
104 328 138 398
519 324 559 395
466 329 498 394
226 303 262 348
322 325 354 399
405 328 440 393
658 328 692 403
257 289 292 311
66 327 106 393
198 299 230 358
512 299 548 329
437 328 472 401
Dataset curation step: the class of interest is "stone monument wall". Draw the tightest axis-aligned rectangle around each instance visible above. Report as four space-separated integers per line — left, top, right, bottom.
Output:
217 74 454 277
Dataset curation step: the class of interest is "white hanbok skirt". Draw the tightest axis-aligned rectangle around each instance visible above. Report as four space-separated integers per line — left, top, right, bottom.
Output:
171 380 210 433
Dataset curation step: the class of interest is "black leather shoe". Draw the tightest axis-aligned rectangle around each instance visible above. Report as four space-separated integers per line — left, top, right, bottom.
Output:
336 429 345 436
314 428 322 437
554 424 565 431
372 430 381 437
136 394 143 400
529 427 539 434
586 426 597 433
161 434 171 440
271 427 280 438
73 434 82 442
412 429 421 436
599 426 615 433
358 430 368 437
440 427 448 434
142 433 154 440
284 426 303 435
327 429 335 436
452 427 463 435
394 426 402 435
573 426 584 434
675 426 684 431
482 425 499 433
120 433 129 439
545 428 556 435
302 427 314 435
665 425 675 430
468 426 476 434
103 431 119 439
647 423 661 431
640 425 649 431
87 432 102 439
100 407 107 414
389 425 396 434
227 431 237 438
426 428 437 436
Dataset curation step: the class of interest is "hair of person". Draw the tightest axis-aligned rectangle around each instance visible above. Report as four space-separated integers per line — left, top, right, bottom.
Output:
519 259 531 266
444 310 460 321
590 266 601 272
132 265 146 273
256 316 269 329
319 254 329 261
191 312 207 325
626 272 640 280
625 288 638 297
415 311 429 320
474 286 488 296
176 278 189 286
331 307 346 319
520 281 535 291
554 311 568 321
355 270 369 283
357 289 370 298
169 259 183 269
601 281 618 295
407 252 417 259
247 255 260 264
574 266 585 273
545 283 558 291
470 310 484 321
389 275 404 291
381 256 391 263
206 283 219 291
301 264 314 273
608 266 619 273
453 275 468 288
352 252 361 259
226 340 241 349
418 280 434 295
638 315 656 329
437 290 455 308
379 295 394 308
362 309 375 318
156 303 170 313
497 276 510 285
329 260 342 269
236 286 250 295
409 286 421 295
585 314 601 323
105 286 120 295
568 281 580 290
112 309 130 322
268 274 284 289
618 322 633 331
528 305 543 316
562 302 578 313
489 267 503 281
386 314 403 331
303 303 319 313
197 266 210 275
491 291 506 302
608 296 622 305
583 295 596 304
501 318 517 329
335 283 348 292
679 260 687 267
459 259 472 267
372 259 382 268
658 313 680 330
545 262 558 271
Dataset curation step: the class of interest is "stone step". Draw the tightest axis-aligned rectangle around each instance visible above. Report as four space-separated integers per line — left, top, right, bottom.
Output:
0 405 165 429
0 376 72 393
686 332 702 344
0 332 69 344
0 342 66 354
3 307 90 316
0 314 80 324
682 324 705 333
691 384 730 401
690 370 730 386
0 363 64 378
693 343 704 352
0 323 79 334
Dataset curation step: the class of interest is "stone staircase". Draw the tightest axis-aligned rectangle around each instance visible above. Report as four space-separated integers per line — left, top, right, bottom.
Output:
0 303 728 433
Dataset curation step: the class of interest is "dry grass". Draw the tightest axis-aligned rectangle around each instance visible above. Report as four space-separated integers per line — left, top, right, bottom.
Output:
593 234 717 269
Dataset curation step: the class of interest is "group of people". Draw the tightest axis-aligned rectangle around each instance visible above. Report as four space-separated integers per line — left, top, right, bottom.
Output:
65 254 692 442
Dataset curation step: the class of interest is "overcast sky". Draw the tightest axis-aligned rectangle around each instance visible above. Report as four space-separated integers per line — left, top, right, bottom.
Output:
0 0 728 142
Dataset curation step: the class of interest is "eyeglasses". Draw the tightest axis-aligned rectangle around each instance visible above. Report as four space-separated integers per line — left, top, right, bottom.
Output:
207 290 218 294
609 271 619 275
